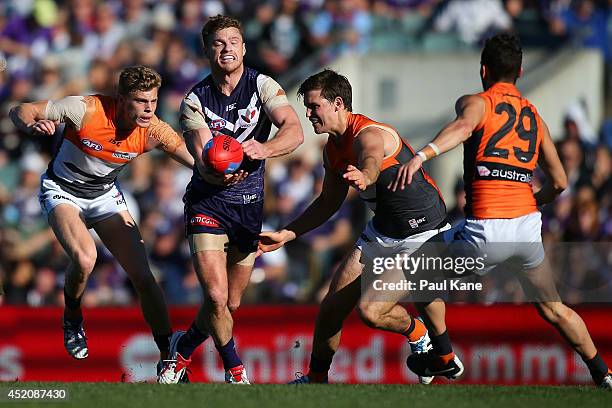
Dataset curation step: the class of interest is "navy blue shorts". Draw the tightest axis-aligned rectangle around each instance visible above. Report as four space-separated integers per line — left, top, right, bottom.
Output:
184 193 264 254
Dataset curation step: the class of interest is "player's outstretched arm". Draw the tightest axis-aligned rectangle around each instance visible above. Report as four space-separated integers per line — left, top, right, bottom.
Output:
259 167 349 253
10 101 51 135
10 96 89 136
389 94 485 191
534 120 567 206
344 128 384 190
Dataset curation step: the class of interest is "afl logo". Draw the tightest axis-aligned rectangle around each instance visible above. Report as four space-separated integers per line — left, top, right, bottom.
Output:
82 139 102 151
209 119 227 131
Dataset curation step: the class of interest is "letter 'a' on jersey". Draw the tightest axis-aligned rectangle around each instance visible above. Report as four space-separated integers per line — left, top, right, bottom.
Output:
324 112 446 239
464 83 543 219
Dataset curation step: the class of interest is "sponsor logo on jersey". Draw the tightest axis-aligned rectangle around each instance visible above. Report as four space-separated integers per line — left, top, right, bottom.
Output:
237 107 259 128
190 214 220 228
477 165 491 177
51 194 77 204
490 169 532 183
408 216 428 229
475 162 533 184
209 119 227 130
82 139 103 151
242 193 259 204
112 151 138 160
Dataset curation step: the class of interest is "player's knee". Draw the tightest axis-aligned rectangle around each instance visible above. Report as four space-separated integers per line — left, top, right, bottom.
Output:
72 249 97 277
357 302 383 329
227 299 241 314
205 288 229 313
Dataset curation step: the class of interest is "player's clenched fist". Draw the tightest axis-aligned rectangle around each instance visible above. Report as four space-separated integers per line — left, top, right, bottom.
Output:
30 120 57 136
242 139 270 160
257 229 296 256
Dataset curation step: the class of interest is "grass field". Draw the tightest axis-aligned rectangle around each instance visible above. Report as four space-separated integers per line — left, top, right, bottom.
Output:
1 383 611 408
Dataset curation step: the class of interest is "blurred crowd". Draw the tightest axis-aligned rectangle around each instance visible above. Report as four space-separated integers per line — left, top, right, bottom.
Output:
0 0 610 307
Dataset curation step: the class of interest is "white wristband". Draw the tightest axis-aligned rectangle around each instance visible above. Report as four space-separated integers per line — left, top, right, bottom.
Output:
427 142 441 156
417 151 427 162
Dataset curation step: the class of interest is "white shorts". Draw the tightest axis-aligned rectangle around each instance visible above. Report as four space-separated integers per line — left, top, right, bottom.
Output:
39 175 129 228
356 220 451 262
443 211 545 275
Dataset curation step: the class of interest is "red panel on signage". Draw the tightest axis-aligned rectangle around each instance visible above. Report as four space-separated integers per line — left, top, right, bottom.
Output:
1 305 610 384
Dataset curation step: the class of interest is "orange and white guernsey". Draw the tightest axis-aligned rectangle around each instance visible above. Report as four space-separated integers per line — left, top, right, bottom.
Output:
46 95 182 199
464 83 543 219
325 112 446 239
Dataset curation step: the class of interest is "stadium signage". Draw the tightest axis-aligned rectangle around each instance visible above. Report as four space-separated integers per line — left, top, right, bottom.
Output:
1 306 608 384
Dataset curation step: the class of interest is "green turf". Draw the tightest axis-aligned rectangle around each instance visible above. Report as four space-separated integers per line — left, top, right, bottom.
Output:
0 383 610 408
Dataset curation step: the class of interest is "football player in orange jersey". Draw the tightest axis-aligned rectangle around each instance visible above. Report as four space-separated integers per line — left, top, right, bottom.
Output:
259 69 463 384
10 66 194 369
390 33 611 388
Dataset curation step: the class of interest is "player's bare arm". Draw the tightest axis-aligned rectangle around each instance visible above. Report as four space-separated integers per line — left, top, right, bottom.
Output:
243 105 304 160
389 94 486 191
259 164 349 254
9 96 92 136
10 101 55 135
344 127 385 190
534 120 568 206
243 77 304 160
145 117 195 168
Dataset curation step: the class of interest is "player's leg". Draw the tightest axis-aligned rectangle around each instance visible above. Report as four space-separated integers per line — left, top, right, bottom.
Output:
159 197 237 384
416 300 446 334
295 247 364 383
158 237 228 385
225 199 264 315
47 204 96 359
93 211 173 358
222 248 257 383
226 248 255 314
520 259 611 387
357 249 425 335
358 221 464 381
413 300 463 381
193 246 251 383
515 212 611 387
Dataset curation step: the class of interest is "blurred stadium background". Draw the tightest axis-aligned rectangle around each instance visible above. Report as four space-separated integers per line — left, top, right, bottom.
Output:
0 0 611 385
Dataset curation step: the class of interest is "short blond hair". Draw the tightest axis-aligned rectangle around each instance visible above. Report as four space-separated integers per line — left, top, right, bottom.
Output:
201 15 243 47
117 65 161 96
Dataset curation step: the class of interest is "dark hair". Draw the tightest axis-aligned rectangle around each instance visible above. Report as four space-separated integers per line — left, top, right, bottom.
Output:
297 69 353 112
117 65 161 95
480 33 522 83
201 15 243 47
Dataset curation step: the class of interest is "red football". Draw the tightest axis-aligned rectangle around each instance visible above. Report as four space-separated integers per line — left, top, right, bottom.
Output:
203 135 243 174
